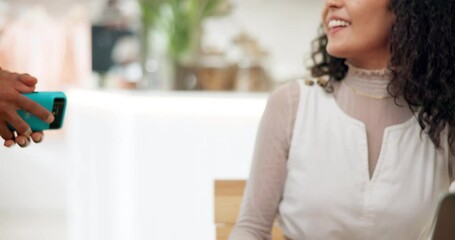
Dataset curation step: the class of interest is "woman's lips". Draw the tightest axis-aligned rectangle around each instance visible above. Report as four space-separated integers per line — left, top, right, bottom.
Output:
326 18 351 35
328 25 349 35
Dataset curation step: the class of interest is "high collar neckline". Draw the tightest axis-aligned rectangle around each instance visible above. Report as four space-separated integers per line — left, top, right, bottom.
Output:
342 61 392 99
345 61 391 79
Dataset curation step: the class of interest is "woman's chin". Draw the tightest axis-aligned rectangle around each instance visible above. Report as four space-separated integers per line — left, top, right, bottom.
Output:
326 46 349 59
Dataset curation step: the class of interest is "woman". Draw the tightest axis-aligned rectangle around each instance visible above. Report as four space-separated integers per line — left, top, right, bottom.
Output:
229 0 454 239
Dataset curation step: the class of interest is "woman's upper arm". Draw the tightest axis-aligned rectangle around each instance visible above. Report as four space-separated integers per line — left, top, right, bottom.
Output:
228 82 300 240
450 153 455 183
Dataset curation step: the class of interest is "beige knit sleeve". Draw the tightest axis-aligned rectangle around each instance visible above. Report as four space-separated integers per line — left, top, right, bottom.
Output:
228 81 300 240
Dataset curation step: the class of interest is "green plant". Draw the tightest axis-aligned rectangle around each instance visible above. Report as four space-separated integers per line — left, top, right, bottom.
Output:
140 0 165 27
158 0 229 63
139 0 230 88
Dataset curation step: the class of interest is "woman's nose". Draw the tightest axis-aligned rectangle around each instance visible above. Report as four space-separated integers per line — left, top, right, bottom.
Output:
326 0 343 8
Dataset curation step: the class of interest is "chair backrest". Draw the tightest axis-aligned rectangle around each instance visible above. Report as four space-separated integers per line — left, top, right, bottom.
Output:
214 180 285 240
432 194 455 240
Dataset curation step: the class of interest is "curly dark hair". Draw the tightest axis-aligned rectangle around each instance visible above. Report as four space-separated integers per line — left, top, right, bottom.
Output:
310 0 455 154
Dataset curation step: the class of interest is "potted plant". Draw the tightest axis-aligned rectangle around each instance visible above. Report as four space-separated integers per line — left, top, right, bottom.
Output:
140 0 232 89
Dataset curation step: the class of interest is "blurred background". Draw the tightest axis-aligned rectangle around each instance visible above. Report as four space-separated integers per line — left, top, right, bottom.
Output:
0 0 325 92
4 0 442 240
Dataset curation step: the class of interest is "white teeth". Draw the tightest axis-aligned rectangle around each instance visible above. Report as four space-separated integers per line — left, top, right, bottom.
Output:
328 19 351 29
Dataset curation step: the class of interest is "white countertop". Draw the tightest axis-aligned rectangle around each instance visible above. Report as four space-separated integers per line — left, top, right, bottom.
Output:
66 89 269 240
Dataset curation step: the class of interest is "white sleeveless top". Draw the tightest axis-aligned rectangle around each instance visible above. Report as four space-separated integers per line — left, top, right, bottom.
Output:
277 80 452 240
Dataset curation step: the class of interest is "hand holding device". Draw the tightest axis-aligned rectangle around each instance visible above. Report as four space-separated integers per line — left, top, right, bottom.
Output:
6 92 66 147
14 92 67 131
0 70 55 147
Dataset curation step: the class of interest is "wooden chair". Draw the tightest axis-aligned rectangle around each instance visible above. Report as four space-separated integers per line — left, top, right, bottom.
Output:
214 180 285 240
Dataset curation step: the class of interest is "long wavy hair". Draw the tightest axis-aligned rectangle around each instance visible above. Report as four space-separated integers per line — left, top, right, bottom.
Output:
310 0 455 154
